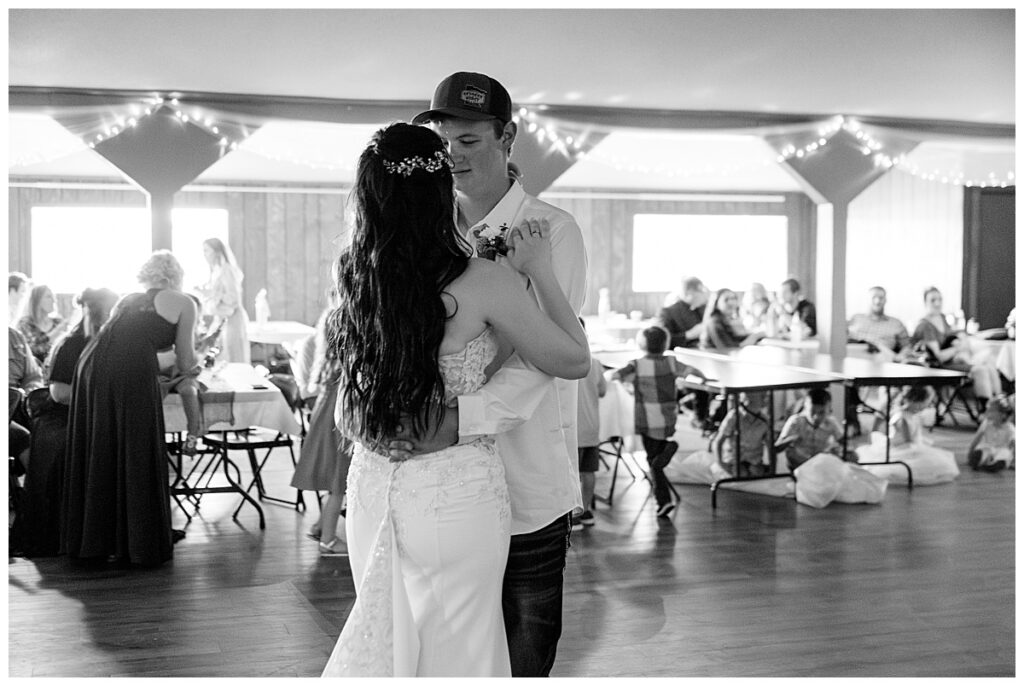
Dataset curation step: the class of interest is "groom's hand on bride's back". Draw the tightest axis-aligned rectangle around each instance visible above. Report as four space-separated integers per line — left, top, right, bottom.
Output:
384 402 460 462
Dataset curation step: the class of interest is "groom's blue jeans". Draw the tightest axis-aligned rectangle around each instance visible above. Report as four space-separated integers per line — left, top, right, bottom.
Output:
502 512 572 677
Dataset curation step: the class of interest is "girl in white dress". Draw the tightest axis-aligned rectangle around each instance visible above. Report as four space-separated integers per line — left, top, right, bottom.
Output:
856 385 960 485
321 123 590 677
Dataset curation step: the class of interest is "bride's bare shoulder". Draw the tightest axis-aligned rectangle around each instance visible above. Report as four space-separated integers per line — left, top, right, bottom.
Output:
461 257 516 287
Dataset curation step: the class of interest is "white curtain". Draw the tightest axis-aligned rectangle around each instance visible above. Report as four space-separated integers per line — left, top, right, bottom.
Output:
847 170 963 331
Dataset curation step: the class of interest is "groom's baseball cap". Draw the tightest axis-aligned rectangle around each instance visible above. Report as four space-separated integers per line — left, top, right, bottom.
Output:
412 72 513 125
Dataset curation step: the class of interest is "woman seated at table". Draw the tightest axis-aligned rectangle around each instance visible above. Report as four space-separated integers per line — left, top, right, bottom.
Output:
911 286 1001 409
18 287 118 557
700 288 766 352
18 283 73 365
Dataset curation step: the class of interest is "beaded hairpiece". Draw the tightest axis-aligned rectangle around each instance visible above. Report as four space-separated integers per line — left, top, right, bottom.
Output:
379 149 453 177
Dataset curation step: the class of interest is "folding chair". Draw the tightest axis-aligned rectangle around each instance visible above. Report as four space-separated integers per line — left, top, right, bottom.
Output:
932 379 981 427
593 436 635 507
202 374 307 515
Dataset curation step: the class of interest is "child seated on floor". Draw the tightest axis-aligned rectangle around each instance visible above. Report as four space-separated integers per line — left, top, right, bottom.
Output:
776 388 845 472
711 391 771 478
855 385 959 485
966 395 1015 472
610 325 706 517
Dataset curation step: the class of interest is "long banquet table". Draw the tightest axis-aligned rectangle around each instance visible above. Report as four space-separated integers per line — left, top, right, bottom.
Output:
731 344 967 484
594 346 840 506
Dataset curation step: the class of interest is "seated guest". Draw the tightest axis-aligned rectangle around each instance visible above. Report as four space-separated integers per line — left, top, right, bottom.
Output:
744 295 773 334
657 276 708 350
776 388 844 473
911 286 1002 408
18 284 72 365
777 277 817 339
19 287 118 557
658 276 712 428
847 286 910 360
9 326 44 474
740 282 769 329
711 391 771 478
9 271 30 326
700 288 766 352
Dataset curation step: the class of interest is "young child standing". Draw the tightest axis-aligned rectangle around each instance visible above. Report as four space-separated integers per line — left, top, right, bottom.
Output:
966 395 1015 472
574 319 607 530
611 326 705 517
776 388 844 473
712 391 771 478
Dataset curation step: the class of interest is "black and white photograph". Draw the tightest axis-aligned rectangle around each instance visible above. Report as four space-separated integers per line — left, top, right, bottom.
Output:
7 6 1015 679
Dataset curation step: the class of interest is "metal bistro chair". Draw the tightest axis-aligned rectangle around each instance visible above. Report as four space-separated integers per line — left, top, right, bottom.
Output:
202 373 307 516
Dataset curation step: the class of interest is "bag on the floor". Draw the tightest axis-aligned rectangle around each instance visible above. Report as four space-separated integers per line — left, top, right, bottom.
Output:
674 450 717 484
834 463 888 504
793 453 846 508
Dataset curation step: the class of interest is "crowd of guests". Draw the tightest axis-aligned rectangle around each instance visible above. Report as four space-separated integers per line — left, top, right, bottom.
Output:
569 273 1015 518
7 237 257 565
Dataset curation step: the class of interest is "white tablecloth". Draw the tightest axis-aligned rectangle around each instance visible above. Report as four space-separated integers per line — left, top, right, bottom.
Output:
969 337 1015 382
247 320 316 346
163 363 301 435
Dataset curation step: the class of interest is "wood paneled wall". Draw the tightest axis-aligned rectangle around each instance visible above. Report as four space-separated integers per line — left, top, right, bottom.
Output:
8 182 349 326
542 191 817 316
9 182 815 324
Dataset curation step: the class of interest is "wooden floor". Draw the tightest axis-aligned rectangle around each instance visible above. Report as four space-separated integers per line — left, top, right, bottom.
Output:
8 413 1015 678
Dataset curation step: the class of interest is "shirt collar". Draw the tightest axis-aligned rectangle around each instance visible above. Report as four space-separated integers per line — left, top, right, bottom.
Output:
459 179 527 239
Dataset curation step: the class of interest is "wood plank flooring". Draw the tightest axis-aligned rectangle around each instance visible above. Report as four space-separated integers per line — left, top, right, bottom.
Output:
8 417 1014 677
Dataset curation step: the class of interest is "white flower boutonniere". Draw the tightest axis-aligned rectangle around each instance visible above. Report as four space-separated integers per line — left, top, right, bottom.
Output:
472 222 511 261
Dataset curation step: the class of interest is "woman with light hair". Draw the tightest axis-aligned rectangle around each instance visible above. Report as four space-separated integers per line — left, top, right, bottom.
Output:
18 283 72 364
63 250 197 567
198 237 250 363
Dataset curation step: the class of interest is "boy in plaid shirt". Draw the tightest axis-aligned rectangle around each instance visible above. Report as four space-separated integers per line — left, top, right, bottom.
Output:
611 326 706 517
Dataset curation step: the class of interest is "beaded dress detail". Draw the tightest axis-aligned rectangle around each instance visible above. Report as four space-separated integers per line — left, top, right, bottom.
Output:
322 328 512 677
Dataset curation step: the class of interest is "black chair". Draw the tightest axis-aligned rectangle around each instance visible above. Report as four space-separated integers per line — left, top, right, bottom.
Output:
594 436 634 507
202 373 307 515
932 379 981 427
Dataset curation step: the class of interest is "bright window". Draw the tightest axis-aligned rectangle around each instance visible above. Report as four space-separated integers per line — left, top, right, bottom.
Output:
632 214 788 293
30 206 228 295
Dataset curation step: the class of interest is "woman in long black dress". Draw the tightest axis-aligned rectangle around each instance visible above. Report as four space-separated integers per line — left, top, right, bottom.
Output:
63 251 199 566
18 287 117 558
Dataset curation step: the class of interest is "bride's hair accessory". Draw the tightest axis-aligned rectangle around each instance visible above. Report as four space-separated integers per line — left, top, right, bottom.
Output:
377 148 453 177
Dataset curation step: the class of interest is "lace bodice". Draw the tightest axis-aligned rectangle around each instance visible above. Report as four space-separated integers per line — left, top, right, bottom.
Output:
438 328 498 402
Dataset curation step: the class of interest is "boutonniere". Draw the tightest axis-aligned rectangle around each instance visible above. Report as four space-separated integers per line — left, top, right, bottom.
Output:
472 222 511 261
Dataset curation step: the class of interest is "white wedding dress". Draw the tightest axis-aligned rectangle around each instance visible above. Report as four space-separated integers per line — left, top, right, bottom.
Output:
321 328 512 677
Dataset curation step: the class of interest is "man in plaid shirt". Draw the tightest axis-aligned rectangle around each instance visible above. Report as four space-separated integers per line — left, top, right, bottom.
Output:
611 326 705 517
847 286 911 359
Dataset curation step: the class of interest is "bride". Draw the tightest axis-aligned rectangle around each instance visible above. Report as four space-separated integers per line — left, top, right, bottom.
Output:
321 122 589 677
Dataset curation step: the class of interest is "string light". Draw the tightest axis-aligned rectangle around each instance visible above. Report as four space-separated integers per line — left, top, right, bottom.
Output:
84 96 252 151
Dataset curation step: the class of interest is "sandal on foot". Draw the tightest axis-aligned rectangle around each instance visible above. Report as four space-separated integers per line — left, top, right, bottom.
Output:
305 527 322 542
182 434 199 456
318 538 348 557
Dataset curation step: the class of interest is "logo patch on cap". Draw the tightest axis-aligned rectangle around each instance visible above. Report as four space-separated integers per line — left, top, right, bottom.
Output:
460 85 487 110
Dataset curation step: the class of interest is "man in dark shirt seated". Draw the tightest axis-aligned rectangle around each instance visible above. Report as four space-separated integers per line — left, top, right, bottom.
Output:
778 277 817 338
657 276 708 350
657 276 713 429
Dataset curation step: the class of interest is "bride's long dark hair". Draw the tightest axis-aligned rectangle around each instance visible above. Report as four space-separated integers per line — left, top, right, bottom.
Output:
329 122 471 444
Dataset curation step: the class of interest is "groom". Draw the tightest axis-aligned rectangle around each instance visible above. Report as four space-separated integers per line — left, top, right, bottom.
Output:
392 71 588 677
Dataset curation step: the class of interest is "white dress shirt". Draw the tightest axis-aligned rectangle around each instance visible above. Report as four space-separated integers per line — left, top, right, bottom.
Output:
456 180 589 535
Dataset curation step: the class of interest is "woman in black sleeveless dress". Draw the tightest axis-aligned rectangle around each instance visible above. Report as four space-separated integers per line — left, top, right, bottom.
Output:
63 252 199 566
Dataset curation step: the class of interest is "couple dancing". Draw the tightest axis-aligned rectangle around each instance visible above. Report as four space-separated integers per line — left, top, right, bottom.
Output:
320 72 590 677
